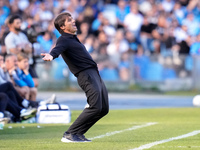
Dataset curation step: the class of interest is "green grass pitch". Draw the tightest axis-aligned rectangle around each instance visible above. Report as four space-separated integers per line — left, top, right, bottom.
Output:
0 108 200 150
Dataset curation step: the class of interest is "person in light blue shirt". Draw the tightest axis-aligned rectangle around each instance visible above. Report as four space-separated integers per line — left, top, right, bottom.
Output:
37 31 53 53
190 34 200 55
115 0 130 28
182 13 200 36
91 12 104 31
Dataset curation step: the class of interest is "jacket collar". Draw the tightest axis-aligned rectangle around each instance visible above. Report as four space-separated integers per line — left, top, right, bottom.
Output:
61 32 76 38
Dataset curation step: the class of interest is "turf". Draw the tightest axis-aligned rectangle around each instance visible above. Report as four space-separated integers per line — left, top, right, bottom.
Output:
0 108 200 150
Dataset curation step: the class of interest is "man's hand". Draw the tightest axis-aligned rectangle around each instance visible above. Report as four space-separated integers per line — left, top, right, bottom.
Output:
23 67 29 75
41 53 53 61
0 63 7 72
8 66 16 75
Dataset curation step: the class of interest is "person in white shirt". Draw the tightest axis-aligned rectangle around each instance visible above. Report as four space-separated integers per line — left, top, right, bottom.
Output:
124 2 143 38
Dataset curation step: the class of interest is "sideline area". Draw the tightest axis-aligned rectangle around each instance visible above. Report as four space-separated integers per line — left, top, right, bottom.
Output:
37 91 194 110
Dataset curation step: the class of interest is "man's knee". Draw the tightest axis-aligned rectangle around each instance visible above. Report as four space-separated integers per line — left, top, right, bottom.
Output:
0 93 9 103
101 107 109 117
30 87 37 95
4 82 13 90
93 104 109 116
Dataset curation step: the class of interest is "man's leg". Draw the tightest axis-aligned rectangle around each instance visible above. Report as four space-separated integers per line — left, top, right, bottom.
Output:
0 93 9 115
0 82 24 106
0 82 38 108
0 92 22 119
29 87 37 101
66 69 109 135
76 79 109 135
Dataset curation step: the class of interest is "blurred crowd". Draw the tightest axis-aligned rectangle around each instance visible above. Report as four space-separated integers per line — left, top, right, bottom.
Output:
0 0 200 82
1 0 200 122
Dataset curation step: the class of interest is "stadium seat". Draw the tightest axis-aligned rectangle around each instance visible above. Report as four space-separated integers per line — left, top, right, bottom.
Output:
144 62 163 81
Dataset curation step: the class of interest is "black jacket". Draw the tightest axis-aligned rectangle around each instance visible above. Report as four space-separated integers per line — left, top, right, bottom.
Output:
50 32 97 76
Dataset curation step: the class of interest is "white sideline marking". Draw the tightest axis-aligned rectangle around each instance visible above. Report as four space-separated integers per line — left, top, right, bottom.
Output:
130 130 200 150
90 122 157 140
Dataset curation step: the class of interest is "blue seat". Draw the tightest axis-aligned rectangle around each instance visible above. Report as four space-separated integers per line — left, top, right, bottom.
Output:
134 56 149 79
99 67 119 81
163 68 176 79
144 62 163 81
185 55 193 71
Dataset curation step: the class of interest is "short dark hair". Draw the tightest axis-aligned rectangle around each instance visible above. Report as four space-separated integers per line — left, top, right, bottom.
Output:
8 15 22 24
17 52 29 62
54 12 71 34
5 54 16 61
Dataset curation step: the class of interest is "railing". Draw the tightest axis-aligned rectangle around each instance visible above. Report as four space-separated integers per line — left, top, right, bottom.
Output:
36 54 199 91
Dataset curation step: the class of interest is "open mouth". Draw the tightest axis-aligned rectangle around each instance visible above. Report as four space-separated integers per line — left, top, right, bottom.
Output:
73 24 77 29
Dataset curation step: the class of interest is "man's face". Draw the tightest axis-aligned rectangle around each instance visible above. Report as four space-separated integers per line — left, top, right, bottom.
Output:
5 56 18 70
11 18 22 31
61 16 77 34
18 58 29 70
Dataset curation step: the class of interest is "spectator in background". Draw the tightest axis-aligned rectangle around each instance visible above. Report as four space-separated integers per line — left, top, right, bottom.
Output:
37 31 53 53
102 17 116 42
173 2 186 25
0 9 7 27
84 35 94 53
16 53 37 101
190 34 200 55
5 54 29 100
124 2 143 40
47 22 61 40
177 36 191 55
91 12 104 33
0 0 10 18
5 15 31 55
54 0 70 14
118 52 130 81
151 15 169 54
9 1 23 16
161 0 175 13
133 45 149 79
174 24 188 43
182 12 200 36
140 15 156 54
0 92 37 123
97 31 109 47
77 22 90 43
107 29 129 65
5 15 38 87
81 6 94 25
0 54 11 84
115 0 130 29
36 1 53 30
0 24 8 55
125 30 138 52
93 43 109 64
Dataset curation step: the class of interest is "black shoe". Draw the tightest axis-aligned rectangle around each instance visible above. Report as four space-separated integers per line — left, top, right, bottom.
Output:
76 134 91 142
61 132 84 143
28 101 39 108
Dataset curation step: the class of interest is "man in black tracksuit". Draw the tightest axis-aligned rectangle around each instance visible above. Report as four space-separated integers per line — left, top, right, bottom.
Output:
41 12 109 143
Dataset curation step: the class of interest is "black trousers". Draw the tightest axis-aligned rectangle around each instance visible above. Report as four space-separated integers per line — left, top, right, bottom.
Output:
67 68 109 135
0 82 38 108
0 92 22 118
0 82 24 108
